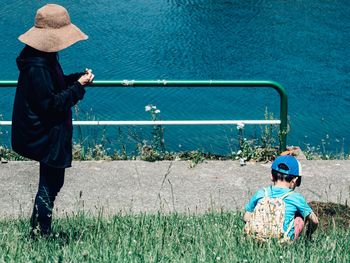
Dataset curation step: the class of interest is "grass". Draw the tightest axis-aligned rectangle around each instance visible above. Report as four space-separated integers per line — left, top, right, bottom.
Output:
0 210 349 263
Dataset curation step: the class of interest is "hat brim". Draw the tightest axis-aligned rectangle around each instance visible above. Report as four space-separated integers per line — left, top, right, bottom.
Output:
18 23 88 52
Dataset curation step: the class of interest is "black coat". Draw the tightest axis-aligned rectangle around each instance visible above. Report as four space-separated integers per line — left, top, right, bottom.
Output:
12 46 86 168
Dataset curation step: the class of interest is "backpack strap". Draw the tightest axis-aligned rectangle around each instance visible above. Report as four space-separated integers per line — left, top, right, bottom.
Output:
263 187 269 197
280 190 294 200
265 187 294 199
283 219 295 240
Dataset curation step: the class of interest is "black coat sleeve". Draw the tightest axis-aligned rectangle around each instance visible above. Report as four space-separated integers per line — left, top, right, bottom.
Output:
28 66 86 115
64 72 85 85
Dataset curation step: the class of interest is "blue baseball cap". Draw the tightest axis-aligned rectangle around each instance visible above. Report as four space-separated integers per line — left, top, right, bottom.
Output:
271 155 302 177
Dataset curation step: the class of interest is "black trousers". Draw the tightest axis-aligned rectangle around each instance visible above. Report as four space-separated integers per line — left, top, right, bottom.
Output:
31 162 65 235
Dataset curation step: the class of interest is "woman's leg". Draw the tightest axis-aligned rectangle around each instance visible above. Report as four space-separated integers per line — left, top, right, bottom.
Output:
31 162 65 236
294 216 305 240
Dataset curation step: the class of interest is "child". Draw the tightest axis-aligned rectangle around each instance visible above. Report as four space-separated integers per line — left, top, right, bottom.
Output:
244 155 318 241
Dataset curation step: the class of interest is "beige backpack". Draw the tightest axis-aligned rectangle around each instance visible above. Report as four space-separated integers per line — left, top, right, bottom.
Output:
244 188 295 242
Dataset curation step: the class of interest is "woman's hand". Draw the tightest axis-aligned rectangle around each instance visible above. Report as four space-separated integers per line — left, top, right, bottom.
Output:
78 68 95 85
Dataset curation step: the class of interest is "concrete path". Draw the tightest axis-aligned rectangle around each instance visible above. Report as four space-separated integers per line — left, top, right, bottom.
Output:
0 160 349 218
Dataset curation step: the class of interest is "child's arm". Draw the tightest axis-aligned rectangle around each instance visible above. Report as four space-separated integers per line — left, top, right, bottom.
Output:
243 212 252 222
305 212 319 239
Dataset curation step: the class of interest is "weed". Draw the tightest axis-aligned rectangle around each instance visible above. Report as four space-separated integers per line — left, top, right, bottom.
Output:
235 109 279 164
303 135 349 160
1 107 349 162
0 145 28 161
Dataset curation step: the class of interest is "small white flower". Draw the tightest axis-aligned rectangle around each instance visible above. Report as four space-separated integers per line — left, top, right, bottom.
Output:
152 105 157 109
145 105 152 112
240 158 246 166
237 122 245 130
155 109 161 114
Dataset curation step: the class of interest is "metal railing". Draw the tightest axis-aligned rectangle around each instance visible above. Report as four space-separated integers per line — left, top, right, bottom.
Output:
0 80 288 151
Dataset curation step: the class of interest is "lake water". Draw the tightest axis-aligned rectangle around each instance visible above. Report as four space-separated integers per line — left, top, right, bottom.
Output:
0 0 349 154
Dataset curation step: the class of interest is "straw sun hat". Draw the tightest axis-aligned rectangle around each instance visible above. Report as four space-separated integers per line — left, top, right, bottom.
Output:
18 4 88 52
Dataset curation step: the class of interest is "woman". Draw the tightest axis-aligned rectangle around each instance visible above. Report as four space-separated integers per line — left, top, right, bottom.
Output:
12 4 94 237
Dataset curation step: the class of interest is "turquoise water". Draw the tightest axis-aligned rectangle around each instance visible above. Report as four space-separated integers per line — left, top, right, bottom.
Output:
0 0 349 154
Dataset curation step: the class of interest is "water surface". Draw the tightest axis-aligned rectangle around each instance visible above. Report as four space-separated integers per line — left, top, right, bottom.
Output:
0 0 349 154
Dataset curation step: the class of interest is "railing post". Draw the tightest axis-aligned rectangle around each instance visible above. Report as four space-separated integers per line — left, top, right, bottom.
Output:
268 81 288 152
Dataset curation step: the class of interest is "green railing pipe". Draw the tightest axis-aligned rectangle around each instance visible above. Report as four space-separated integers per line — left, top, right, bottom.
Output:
0 80 288 151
